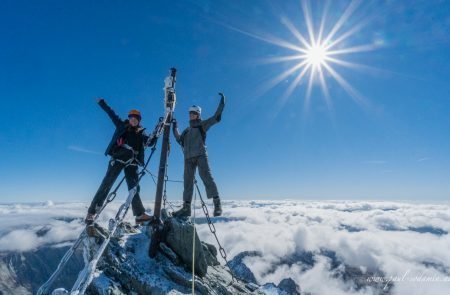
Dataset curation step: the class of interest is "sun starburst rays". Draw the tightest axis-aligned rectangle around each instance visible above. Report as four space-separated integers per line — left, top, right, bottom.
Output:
249 0 380 113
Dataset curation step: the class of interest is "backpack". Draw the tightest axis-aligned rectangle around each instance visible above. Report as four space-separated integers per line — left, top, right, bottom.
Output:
180 125 206 147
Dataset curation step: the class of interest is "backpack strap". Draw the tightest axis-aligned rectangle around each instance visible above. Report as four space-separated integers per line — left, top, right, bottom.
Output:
180 129 189 147
192 125 206 143
180 126 206 147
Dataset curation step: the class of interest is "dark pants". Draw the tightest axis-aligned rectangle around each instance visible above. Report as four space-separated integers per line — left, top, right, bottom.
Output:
88 159 145 216
183 155 219 203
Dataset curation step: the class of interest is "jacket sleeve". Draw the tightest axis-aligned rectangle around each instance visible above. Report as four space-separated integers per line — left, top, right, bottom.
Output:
201 96 225 131
98 99 123 127
173 126 183 146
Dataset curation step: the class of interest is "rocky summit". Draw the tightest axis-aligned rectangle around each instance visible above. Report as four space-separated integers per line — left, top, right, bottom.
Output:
81 216 301 294
30 210 302 295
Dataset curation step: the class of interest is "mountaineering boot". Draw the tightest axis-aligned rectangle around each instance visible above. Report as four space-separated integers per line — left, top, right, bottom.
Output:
172 202 191 218
85 213 96 225
135 212 153 225
213 197 222 217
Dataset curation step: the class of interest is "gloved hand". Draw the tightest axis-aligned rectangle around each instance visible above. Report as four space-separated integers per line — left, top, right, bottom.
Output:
147 135 157 147
216 93 225 122
96 97 105 104
218 92 225 103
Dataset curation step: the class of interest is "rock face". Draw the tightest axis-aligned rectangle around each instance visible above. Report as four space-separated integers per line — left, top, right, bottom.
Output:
0 245 84 295
0 216 303 295
88 221 263 294
162 216 209 277
228 249 393 295
278 278 301 295
227 251 261 284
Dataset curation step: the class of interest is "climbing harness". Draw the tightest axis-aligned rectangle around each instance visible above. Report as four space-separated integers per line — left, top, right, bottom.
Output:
95 137 159 216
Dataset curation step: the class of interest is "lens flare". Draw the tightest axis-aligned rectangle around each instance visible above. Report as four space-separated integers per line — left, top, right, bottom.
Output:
222 0 381 114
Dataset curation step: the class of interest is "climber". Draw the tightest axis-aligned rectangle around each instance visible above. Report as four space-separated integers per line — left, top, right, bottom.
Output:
171 93 226 217
85 98 155 225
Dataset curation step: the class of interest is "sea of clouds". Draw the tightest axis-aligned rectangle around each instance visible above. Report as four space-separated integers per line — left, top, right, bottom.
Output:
0 201 127 252
195 200 450 295
1 200 449 295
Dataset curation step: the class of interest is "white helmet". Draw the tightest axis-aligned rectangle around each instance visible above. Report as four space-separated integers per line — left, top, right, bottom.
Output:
189 105 202 115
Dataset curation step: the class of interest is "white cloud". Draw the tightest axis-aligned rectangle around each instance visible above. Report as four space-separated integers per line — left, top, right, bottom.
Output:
0 230 41 252
193 200 450 295
0 202 134 251
1 200 450 295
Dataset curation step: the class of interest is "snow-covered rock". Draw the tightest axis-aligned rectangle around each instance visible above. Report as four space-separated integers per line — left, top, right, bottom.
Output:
85 220 288 294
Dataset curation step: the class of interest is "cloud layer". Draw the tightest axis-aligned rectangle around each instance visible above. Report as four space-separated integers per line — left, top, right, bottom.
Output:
193 200 450 295
0 201 129 251
1 200 449 295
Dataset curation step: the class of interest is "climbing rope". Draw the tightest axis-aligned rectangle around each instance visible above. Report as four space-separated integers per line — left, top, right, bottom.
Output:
162 151 176 211
191 186 197 294
134 166 178 211
160 138 180 210
193 180 236 285
93 113 165 217
37 128 162 295
165 179 184 183
94 144 158 218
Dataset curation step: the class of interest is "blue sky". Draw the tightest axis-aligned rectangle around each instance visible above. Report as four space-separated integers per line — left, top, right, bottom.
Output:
0 0 449 202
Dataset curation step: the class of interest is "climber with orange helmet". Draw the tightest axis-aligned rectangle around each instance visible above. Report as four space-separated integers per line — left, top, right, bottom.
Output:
85 98 156 225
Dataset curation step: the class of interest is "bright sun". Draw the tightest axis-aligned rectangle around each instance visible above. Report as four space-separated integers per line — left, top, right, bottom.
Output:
306 44 328 67
224 0 381 112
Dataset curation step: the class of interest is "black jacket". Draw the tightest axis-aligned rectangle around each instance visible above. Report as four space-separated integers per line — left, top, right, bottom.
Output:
99 100 149 165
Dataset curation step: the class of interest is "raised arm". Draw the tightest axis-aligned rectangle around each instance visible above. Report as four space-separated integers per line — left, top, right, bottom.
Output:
172 118 183 146
201 93 226 131
97 98 122 127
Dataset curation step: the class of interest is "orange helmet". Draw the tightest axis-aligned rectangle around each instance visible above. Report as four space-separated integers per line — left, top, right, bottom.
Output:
128 109 141 120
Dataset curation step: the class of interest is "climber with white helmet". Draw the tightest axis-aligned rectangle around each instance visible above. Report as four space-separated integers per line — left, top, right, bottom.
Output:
172 93 226 217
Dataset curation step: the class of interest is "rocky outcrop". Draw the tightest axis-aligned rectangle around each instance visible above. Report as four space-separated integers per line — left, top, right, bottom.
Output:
0 245 84 295
1 214 304 295
228 248 392 295
162 215 209 277
278 278 301 295
227 251 261 284
89 221 264 294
